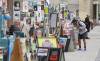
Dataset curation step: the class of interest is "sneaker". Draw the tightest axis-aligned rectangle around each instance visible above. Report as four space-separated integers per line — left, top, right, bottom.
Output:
84 48 86 51
78 48 81 50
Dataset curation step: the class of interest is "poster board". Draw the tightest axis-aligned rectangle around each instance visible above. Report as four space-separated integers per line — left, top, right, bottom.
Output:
38 37 58 48
37 48 48 56
13 1 20 21
50 13 57 28
59 37 67 46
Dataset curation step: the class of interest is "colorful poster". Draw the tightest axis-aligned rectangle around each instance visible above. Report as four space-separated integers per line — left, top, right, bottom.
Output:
13 1 20 21
44 7 48 14
37 48 48 56
59 37 67 46
64 10 68 17
38 37 58 48
0 48 3 60
50 13 57 28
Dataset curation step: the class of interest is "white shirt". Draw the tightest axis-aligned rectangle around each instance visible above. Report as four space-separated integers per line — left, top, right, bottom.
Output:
79 21 87 34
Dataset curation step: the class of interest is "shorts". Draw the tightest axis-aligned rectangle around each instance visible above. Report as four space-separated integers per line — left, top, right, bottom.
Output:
78 32 87 39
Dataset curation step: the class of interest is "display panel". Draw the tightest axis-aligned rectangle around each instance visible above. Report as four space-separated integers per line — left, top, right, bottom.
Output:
38 37 58 48
59 37 67 46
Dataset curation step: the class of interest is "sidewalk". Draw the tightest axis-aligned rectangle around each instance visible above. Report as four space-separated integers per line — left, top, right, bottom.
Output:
64 25 100 61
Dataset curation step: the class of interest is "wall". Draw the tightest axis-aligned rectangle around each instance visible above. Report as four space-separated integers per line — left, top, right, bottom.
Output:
79 0 91 20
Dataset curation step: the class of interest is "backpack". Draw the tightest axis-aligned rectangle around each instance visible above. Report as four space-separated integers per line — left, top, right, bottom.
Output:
79 21 87 34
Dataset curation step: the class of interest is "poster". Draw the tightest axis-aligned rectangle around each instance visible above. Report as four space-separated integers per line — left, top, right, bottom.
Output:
22 1 28 12
13 11 20 20
13 1 20 21
59 37 67 46
0 48 3 60
50 13 57 28
37 48 48 56
64 10 68 17
38 37 57 48
44 7 48 14
14 1 20 11
0 0 3 7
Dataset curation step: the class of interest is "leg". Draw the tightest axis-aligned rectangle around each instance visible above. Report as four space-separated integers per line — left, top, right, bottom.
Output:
78 39 81 49
86 32 90 39
65 39 70 52
83 38 86 50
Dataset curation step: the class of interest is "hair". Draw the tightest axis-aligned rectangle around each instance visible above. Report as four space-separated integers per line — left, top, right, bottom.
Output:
72 19 77 24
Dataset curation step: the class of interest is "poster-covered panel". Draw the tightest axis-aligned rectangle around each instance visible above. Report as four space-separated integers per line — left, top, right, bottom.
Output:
38 37 58 48
37 48 48 56
59 37 67 46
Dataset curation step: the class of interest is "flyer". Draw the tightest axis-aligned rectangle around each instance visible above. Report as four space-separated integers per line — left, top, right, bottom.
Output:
38 37 57 48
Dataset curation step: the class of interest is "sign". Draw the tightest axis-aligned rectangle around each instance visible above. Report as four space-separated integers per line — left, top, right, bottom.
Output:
14 1 20 11
0 0 3 7
50 13 57 28
44 1 48 14
22 1 28 12
13 11 20 20
38 37 58 48
44 7 48 14
64 10 68 17
13 1 20 21
37 48 48 56
59 37 67 46
62 21 73 35
0 48 3 60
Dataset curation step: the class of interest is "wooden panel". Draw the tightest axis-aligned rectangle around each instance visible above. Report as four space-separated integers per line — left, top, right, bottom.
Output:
11 37 24 61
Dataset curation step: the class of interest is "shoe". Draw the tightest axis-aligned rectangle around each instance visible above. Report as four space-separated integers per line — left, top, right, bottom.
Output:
84 48 86 51
78 48 81 50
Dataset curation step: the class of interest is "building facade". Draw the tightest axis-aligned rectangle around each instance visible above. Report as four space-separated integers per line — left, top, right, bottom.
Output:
79 0 100 24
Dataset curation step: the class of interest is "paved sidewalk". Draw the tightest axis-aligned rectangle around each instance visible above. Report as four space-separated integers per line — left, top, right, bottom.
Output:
64 26 100 61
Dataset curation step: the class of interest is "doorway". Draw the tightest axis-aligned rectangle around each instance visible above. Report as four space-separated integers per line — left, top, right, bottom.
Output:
93 4 97 20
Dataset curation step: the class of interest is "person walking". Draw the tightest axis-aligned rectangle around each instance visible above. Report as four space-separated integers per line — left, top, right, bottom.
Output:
84 15 91 39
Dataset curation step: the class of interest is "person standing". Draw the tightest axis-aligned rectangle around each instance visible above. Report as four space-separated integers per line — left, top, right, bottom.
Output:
84 15 91 39
78 20 87 50
71 19 79 49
